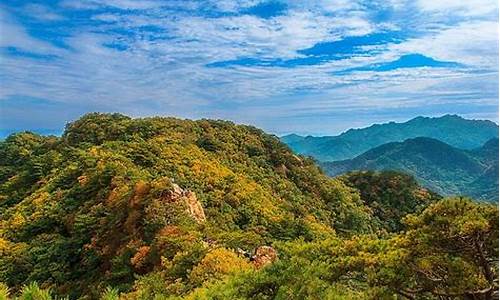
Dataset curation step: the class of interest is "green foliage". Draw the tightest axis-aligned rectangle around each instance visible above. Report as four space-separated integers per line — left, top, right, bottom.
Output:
322 137 499 201
180 198 498 300
0 283 9 300
0 113 496 299
0 113 373 298
100 287 120 300
20 282 52 300
401 198 498 298
339 170 441 232
188 248 252 286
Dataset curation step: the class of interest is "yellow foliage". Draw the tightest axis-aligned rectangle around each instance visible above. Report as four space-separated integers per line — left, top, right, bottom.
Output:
77 175 88 186
189 248 252 286
89 147 100 156
0 282 9 300
9 212 26 231
304 215 336 238
32 191 50 206
0 238 9 252
189 158 232 186
106 184 130 207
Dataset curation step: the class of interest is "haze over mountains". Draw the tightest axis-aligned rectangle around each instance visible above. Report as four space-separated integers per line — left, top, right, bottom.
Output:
321 137 499 201
282 115 499 162
281 115 499 201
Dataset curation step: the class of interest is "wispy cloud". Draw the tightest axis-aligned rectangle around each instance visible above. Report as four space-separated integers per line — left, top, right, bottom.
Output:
22 3 65 21
417 0 497 16
0 0 497 136
0 9 64 55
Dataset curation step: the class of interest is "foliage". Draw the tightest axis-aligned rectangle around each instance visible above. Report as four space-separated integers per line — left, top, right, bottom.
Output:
188 248 252 286
0 113 372 298
0 113 497 299
100 287 120 300
19 283 52 300
0 283 9 300
322 137 499 201
179 198 498 300
339 170 441 232
402 198 498 299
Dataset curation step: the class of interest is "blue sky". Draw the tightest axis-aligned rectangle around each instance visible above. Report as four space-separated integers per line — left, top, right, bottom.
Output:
0 0 498 136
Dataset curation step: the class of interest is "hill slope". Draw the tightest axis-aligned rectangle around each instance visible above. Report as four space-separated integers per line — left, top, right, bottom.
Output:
0 114 497 300
0 113 373 298
321 137 499 201
282 115 498 161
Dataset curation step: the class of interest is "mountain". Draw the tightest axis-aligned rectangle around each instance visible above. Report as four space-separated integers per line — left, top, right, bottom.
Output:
0 113 374 298
338 170 442 232
281 115 499 161
321 137 499 201
0 113 497 300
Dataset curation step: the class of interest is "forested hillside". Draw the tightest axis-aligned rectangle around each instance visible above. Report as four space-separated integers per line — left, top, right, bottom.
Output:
0 114 497 300
322 137 499 201
282 115 498 161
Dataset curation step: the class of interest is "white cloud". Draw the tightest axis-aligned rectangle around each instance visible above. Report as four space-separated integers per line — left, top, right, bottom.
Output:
391 21 498 67
23 4 65 21
0 0 497 133
417 0 498 16
0 10 65 55
59 0 163 10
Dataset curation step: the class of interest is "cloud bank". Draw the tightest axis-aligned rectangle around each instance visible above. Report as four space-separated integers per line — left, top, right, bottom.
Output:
0 0 498 135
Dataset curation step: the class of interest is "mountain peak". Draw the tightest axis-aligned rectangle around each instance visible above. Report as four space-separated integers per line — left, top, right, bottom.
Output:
321 136 498 201
408 114 463 123
440 114 463 119
280 133 305 144
281 115 498 161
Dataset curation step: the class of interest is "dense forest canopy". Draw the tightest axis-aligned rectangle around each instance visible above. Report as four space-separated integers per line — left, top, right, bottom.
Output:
0 113 497 300
322 137 499 201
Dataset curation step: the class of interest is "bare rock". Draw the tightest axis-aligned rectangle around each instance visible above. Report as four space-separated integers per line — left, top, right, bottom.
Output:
164 183 206 223
183 190 206 223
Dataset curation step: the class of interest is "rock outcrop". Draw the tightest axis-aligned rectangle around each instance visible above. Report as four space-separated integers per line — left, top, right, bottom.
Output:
169 183 206 223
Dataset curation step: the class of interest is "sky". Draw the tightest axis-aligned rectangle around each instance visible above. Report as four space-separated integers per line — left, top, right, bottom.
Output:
0 0 498 136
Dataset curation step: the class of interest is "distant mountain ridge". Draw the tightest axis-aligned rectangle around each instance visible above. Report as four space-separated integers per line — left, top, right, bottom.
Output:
321 137 499 201
281 115 499 161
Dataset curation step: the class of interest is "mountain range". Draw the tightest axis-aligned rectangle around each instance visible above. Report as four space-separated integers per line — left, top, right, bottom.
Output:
282 115 499 201
281 114 498 162
321 137 499 201
0 113 497 299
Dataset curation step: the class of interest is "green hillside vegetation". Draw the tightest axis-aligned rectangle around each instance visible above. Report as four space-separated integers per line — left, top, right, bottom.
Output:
338 171 442 232
0 113 497 299
282 115 498 161
321 137 499 201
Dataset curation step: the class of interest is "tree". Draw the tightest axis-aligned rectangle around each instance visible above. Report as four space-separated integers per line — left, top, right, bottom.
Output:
188 247 252 286
340 171 441 232
401 198 498 299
